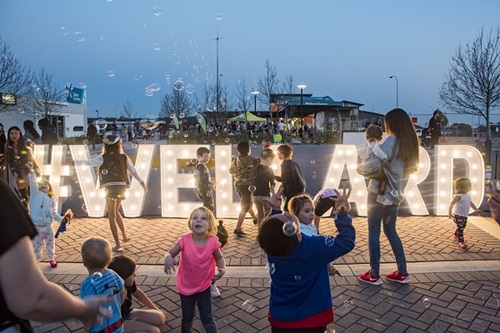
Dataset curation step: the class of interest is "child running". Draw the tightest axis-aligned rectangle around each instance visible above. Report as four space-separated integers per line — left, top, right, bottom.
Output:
108 255 167 332
448 177 482 249
80 237 125 333
27 167 72 268
194 146 215 212
252 148 276 225
164 207 226 333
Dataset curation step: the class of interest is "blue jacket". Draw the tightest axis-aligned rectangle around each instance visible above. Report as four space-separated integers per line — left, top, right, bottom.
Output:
267 212 355 322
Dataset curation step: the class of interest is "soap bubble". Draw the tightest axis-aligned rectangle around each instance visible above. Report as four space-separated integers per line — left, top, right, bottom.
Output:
267 263 275 275
81 204 88 213
185 84 195 94
74 31 86 43
106 70 116 78
215 13 223 21
101 169 108 175
183 134 189 138
173 79 184 91
153 43 161 51
248 185 256 192
132 144 138 148
294 275 302 281
422 297 431 308
282 220 297 236
241 299 256 313
152 6 162 16
83 139 89 145
310 160 316 164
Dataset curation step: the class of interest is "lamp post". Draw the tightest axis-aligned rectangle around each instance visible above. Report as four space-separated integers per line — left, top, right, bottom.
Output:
297 84 307 130
251 90 259 137
389 75 398 108
96 110 99 118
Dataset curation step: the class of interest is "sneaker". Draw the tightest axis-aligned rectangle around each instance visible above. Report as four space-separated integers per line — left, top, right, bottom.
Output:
459 242 469 249
358 271 382 285
233 229 247 237
210 284 221 297
386 271 410 284
49 260 58 268
376 195 393 206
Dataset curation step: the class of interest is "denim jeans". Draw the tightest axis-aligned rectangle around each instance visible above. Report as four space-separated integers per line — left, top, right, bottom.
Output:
180 287 218 333
367 192 407 276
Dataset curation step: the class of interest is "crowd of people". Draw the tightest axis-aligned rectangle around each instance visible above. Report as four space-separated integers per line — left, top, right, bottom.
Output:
1 108 499 332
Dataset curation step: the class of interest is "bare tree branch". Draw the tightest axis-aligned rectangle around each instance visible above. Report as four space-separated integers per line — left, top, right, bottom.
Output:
24 68 65 118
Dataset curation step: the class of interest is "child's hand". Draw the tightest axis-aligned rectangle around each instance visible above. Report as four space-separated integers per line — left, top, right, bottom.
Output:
448 214 452 219
476 209 483 216
382 158 389 166
263 185 284 210
330 184 352 213
164 254 176 275
212 268 225 281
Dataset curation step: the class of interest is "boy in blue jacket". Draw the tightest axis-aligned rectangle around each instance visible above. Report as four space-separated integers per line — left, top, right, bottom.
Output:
258 186 355 332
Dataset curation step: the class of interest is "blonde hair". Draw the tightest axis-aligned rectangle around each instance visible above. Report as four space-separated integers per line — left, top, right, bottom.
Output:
454 177 472 194
188 207 217 236
81 237 112 271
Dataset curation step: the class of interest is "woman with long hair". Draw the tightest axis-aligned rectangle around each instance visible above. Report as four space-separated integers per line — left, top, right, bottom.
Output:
0 122 7 182
76 133 147 252
5 126 39 209
358 108 419 285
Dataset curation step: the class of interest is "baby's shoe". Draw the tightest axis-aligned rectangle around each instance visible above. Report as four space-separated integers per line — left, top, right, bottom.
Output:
376 195 393 206
49 260 58 268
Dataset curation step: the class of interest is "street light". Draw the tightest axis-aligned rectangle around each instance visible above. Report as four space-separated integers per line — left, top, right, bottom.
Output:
96 110 99 118
389 75 398 108
297 84 307 128
251 90 259 137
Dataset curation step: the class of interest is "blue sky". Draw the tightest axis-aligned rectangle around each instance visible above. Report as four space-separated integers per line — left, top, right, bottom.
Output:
1 0 499 126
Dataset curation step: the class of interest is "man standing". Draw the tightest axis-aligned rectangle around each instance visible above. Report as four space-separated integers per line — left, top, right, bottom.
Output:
428 111 442 150
87 121 98 149
38 118 58 161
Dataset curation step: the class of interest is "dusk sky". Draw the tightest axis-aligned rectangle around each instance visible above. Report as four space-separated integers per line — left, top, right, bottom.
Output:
1 0 499 126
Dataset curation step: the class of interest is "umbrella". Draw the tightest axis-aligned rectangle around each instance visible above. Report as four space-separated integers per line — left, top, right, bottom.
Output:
228 111 267 122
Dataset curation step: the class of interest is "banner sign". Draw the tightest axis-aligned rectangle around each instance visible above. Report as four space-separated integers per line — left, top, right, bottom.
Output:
66 84 86 104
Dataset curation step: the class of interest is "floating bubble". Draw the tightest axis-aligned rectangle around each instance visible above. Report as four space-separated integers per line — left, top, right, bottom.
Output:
224 138 230 143
98 35 104 41
185 84 195 94
153 43 161 51
168 134 173 139
391 190 399 196
215 13 223 21
101 169 108 175
206 191 211 197
132 144 138 148
0 166 5 171
74 31 86 42
422 297 431 308
183 134 189 138
267 263 275 275
282 221 297 237
14 155 20 160
81 204 88 212
248 185 256 192
310 160 316 164
241 299 256 313
107 70 116 78
153 6 162 16
154 168 158 172
179 113 186 119
294 275 302 281
173 79 184 91
57 142 62 145
60 26 69 36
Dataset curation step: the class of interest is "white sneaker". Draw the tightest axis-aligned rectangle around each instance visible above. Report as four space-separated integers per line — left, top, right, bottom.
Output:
376 195 393 206
210 284 221 297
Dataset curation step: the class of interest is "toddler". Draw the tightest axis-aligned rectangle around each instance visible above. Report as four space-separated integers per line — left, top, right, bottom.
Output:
28 169 72 268
357 124 402 206
108 255 167 332
448 177 482 249
80 237 125 333
164 207 226 333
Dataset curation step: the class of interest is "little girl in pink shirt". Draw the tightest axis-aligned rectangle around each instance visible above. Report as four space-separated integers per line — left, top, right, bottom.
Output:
164 207 226 333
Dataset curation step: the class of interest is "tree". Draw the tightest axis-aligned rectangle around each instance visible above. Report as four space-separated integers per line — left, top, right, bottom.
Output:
439 27 500 162
24 68 65 118
159 83 192 124
234 79 252 112
0 36 32 113
121 99 136 119
257 59 280 112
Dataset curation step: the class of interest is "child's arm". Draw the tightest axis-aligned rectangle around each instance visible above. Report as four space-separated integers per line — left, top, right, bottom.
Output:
27 170 40 197
212 249 226 281
470 201 483 216
164 242 181 274
75 155 104 167
448 195 460 219
132 287 161 310
372 144 389 165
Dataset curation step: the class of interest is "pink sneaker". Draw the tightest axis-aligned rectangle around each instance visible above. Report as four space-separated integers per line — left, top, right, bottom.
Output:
358 270 382 285
459 242 469 249
49 260 58 268
386 271 410 284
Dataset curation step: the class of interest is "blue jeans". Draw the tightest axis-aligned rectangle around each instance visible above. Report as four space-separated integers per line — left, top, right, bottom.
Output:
180 287 218 333
367 192 407 276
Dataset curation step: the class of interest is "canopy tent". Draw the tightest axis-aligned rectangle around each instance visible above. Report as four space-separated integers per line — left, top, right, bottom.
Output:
228 111 267 122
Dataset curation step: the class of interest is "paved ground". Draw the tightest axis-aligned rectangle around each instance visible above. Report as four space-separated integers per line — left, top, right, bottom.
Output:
32 214 500 333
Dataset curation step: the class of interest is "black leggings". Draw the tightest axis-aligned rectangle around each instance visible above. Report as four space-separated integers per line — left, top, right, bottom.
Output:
453 214 468 243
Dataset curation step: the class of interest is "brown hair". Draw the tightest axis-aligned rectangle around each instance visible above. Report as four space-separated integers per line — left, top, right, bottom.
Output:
258 213 300 256
384 108 420 174
108 255 136 280
261 148 275 160
287 193 314 216
277 144 293 159
365 124 383 141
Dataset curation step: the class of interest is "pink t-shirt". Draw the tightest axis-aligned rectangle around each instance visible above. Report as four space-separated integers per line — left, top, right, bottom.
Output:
176 233 221 296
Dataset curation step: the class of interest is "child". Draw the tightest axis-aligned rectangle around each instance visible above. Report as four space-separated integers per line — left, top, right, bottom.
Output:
164 207 226 333
76 133 147 252
27 168 72 268
229 141 259 236
448 177 482 249
194 146 215 212
108 255 167 332
80 237 125 333
252 148 276 225
356 124 402 206
258 187 355 331
274 144 306 211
